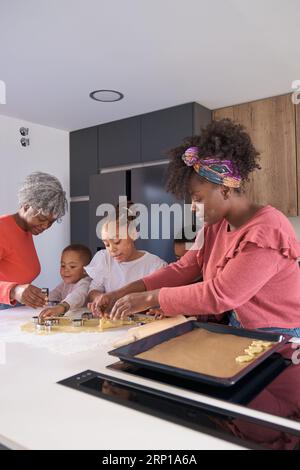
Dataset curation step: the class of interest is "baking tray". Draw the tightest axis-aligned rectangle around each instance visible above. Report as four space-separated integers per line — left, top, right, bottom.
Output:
108 321 290 387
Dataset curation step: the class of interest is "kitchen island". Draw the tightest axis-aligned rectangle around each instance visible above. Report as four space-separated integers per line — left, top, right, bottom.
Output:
0 306 299 450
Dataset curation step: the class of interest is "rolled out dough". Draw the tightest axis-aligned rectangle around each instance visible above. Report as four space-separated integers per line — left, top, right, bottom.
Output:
21 315 155 335
136 328 274 379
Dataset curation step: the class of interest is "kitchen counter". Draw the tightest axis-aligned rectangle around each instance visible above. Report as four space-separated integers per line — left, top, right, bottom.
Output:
0 307 299 450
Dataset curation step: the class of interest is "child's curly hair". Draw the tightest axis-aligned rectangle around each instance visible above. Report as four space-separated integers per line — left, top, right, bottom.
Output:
166 118 261 199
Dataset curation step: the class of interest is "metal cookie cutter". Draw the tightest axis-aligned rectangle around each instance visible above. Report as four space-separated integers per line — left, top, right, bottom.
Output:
128 315 145 326
32 316 39 324
41 287 49 306
81 312 93 320
41 287 49 296
72 319 83 327
44 319 56 332
35 323 45 331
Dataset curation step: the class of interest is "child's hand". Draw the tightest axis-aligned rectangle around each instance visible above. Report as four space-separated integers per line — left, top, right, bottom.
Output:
39 305 65 322
89 293 117 317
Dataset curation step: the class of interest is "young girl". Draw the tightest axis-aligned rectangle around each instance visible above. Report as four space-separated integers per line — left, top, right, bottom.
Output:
87 204 167 316
39 244 92 321
91 119 300 337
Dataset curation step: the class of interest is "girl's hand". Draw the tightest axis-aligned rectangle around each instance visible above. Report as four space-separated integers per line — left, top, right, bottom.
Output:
88 292 117 318
39 305 65 322
110 290 160 321
12 284 47 308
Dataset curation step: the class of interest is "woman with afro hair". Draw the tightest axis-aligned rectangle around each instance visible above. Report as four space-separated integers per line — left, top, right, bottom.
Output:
91 119 300 336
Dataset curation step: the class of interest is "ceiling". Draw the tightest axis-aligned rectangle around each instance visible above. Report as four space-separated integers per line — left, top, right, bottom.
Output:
0 0 299 131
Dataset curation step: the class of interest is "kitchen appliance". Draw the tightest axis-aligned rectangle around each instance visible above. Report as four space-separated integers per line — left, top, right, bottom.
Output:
108 321 289 387
58 351 300 450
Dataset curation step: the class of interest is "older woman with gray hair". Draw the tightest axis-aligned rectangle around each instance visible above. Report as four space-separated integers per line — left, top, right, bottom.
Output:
0 172 67 310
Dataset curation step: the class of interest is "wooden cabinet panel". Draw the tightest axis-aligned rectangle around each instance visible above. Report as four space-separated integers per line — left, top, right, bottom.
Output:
213 95 297 216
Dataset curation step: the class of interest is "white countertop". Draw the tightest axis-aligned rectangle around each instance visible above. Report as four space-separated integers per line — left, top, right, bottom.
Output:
0 307 298 450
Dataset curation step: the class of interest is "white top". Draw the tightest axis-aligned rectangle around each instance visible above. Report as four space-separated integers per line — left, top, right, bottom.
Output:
48 276 91 309
85 250 167 293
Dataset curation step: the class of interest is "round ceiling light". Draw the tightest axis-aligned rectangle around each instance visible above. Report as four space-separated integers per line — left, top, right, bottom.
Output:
89 89 124 102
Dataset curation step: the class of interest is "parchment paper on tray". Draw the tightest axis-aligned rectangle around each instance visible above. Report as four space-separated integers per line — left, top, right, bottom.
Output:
136 328 274 379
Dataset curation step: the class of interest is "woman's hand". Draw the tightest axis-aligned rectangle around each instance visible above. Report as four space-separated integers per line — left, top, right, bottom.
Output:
11 284 47 308
39 305 65 322
147 307 165 320
88 292 118 318
110 290 160 321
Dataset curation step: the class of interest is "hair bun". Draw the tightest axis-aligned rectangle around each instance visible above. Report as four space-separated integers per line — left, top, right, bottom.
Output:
115 200 136 222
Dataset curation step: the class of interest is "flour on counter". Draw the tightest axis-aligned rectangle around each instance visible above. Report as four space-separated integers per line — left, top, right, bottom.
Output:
0 316 128 356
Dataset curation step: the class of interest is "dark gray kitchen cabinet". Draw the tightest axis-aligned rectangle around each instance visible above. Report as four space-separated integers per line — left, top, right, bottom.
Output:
131 165 186 263
70 126 98 197
89 172 127 254
96 102 211 169
98 116 140 169
70 102 212 249
70 201 90 248
140 103 212 163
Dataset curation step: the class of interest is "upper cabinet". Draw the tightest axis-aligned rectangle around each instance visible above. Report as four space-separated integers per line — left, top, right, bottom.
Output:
89 172 127 254
69 126 98 197
70 201 89 248
141 103 211 163
213 94 298 216
70 102 211 196
96 102 211 169
98 116 140 168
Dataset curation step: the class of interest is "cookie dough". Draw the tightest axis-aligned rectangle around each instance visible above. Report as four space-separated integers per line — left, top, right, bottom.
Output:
136 329 275 379
236 340 273 364
244 345 263 355
21 314 155 335
235 355 254 364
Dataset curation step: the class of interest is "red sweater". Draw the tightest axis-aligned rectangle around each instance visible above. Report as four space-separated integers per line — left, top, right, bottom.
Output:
143 206 300 329
0 215 40 305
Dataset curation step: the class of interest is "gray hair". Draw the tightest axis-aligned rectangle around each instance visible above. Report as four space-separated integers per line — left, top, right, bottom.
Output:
18 172 68 219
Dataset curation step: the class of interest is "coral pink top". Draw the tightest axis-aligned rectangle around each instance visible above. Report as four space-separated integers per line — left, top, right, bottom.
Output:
143 206 300 329
0 215 41 305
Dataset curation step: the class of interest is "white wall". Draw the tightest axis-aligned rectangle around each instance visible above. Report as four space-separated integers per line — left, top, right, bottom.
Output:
0 114 69 289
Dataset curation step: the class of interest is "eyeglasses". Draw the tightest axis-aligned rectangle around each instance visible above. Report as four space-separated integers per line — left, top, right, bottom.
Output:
30 208 57 226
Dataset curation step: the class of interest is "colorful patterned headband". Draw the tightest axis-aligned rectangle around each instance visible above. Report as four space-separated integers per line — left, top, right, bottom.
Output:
182 147 241 188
